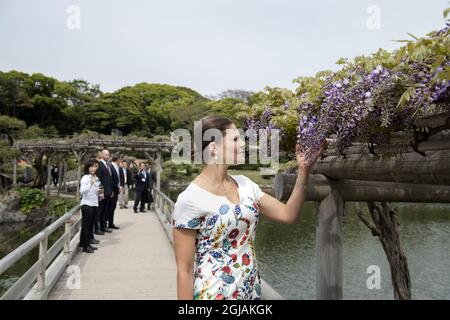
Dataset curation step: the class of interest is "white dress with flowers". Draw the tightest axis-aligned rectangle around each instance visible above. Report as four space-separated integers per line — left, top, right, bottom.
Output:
172 175 265 300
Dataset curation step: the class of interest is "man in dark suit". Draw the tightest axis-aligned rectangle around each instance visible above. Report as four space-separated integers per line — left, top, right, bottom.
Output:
134 162 149 213
146 163 157 210
108 155 122 229
96 149 113 234
119 160 131 209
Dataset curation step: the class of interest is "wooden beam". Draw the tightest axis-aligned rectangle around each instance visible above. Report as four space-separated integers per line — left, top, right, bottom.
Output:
313 149 450 185
74 151 82 200
57 159 64 197
323 138 450 157
46 160 52 197
12 158 17 186
155 151 162 190
316 187 343 300
273 173 450 203
63 160 68 192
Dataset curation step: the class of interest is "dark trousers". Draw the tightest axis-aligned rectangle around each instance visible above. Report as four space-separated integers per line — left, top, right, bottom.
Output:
80 205 96 248
146 188 154 208
97 195 113 230
52 175 58 186
108 192 118 227
134 189 147 210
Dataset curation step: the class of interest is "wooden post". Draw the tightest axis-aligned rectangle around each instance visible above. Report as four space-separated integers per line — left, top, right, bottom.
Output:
64 220 72 254
74 151 82 200
156 151 162 190
57 159 64 197
46 160 52 197
63 160 68 192
315 187 344 300
12 158 17 186
37 237 48 291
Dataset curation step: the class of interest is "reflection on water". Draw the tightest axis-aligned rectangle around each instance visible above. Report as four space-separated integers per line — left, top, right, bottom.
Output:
256 201 450 300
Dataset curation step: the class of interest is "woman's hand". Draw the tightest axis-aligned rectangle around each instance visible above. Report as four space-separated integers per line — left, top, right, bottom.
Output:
295 140 327 172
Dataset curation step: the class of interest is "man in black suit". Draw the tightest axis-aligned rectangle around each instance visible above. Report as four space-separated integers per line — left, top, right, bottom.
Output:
96 149 113 234
146 163 157 210
134 162 149 213
119 160 132 209
108 155 122 229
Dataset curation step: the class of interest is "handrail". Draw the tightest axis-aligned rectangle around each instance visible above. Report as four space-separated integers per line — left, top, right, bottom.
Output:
0 204 81 300
152 187 284 300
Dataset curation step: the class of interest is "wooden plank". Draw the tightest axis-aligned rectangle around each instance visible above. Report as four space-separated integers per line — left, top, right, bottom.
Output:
47 203 177 300
273 173 450 203
313 149 450 185
46 234 68 266
315 188 343 300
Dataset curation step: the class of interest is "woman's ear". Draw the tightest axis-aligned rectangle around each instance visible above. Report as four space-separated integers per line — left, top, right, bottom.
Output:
209 142 217 155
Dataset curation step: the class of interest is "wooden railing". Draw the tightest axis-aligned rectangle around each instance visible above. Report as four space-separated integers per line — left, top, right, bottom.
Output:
152 187 284 300
0 205 81 300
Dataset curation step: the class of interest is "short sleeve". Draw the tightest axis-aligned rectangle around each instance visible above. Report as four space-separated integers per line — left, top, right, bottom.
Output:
243 176 265 204
172 196 203 229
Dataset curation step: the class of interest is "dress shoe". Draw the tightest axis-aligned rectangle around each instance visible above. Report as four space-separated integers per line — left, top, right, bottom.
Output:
83 247 94 253
94 230 105 235
101 228 112 233
89 245 98 250
139 209 146 213
134 209 138 213
90 239 100 244
109 225 120 229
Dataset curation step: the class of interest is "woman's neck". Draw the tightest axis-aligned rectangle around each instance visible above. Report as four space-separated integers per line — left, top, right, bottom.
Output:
201 164 229 183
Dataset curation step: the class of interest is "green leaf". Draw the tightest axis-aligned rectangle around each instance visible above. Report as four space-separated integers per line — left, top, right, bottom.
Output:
444 7 450 19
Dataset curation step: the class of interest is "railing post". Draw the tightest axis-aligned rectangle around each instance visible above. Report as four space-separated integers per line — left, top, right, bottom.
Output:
315 187 344 300
37 236 48 291
64 220 72 254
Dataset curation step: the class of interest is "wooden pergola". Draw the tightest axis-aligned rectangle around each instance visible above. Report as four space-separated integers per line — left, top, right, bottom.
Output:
273 111 450 299
13 135 175 199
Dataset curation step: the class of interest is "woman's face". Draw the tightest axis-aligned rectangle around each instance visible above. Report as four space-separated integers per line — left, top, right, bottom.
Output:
213 124 245 165
89 164 98 175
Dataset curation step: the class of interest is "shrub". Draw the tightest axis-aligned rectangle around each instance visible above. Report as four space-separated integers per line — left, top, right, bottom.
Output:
48 198 78 217
16 187 46 214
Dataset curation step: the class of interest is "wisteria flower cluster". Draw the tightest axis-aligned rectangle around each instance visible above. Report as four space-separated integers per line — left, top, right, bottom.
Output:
244 19 449 163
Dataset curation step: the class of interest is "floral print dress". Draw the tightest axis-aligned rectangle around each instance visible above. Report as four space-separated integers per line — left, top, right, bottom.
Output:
172 175 265 300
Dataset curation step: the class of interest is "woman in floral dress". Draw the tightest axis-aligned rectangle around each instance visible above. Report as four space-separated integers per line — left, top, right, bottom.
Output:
172 115 326 300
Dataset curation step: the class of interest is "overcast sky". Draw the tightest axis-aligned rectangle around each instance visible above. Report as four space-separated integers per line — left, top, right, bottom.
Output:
0 0 448 96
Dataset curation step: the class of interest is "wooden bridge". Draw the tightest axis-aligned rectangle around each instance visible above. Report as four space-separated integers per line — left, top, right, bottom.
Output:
0 188 282 300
